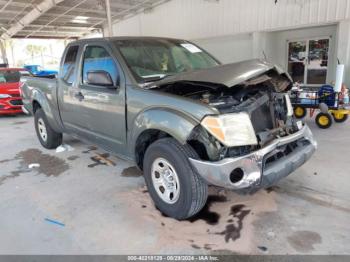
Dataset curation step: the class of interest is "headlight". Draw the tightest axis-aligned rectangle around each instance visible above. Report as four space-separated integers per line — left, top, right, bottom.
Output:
201 112 258 147
0 94 11 98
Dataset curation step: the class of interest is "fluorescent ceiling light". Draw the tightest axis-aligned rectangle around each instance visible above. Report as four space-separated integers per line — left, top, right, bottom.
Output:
71 16 89 24
75 16 89 20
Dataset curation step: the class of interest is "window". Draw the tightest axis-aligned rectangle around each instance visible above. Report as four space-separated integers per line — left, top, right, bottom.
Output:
0 70 21 83
62 45 79 85
114 39 219 83
82 46 118 86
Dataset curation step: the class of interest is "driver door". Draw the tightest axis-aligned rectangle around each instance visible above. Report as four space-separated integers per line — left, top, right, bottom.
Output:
76 43 126 153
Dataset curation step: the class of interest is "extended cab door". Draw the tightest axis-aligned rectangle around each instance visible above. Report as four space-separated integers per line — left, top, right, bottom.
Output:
76 43 127 153
57 44 88 133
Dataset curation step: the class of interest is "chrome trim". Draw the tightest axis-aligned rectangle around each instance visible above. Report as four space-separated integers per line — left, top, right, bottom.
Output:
189 125 316 190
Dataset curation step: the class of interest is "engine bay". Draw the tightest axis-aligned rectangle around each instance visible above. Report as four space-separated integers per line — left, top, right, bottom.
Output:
150 70 300 160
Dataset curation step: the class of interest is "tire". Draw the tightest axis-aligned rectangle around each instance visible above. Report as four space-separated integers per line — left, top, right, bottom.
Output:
332 112 348 123
315 112 332 129
34 108 62 149
143 138 208 220
294 106 307 119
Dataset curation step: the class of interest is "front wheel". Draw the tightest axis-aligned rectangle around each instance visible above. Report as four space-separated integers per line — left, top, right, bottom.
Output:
34 108 62 149
143 138 208 220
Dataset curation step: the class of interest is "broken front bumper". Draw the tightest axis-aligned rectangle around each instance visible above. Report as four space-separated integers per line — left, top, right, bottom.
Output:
189 125 317 193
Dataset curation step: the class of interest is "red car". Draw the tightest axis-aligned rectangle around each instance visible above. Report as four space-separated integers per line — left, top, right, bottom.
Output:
0 68 30 115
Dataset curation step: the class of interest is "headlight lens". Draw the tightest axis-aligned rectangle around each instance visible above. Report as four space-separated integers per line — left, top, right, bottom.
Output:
0 94 11 99
201 112 258 147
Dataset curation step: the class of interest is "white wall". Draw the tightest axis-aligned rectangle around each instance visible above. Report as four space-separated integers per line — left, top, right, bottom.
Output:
112 0 350 38
193 34 253 63
109 0 350 86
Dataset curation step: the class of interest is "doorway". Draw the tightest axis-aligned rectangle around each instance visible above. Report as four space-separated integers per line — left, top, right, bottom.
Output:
287 38 330 86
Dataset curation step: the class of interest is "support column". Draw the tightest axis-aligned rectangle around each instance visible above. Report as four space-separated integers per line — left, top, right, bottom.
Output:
336 20 350 87
105 0 113 37
0 40 8 66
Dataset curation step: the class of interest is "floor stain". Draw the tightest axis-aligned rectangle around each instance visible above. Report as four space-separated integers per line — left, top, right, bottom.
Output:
189 195 227 225
287 230 322 252
191 244 201 249
0 158 13 164
67 155 79 161
121 166 143 177
266 186 280 193
12 121 27 125
275 186 350 214
82 146 98 154
88 153 116 168
215 204 250 242
12 148 69 177
257 246 268 252
0 173 20 185
204 244 213 250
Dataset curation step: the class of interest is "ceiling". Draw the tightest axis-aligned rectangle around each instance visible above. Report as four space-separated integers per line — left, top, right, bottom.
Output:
0 0 167 39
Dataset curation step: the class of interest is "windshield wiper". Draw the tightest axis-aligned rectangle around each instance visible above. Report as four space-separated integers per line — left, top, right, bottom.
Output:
142 74 173 83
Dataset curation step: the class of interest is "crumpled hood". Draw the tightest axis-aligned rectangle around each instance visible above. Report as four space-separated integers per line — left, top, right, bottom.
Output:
154 59 290 88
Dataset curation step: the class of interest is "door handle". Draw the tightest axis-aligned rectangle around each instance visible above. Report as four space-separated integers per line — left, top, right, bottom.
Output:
74 91 84 101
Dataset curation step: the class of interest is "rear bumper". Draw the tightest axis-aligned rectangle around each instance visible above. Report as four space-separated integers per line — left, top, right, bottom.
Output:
189 125 317 193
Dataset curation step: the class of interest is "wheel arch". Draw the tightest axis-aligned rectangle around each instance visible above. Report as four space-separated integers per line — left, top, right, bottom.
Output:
130 108 200 169
31 90 63 133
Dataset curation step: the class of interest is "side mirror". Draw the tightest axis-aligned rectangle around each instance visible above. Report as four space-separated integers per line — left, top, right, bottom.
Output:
87 70 115 87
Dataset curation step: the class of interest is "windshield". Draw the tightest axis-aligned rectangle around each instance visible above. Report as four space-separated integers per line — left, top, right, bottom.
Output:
0 70 21 83
114 39 219 83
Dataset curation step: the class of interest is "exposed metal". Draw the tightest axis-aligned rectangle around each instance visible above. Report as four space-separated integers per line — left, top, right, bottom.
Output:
0 0 167 39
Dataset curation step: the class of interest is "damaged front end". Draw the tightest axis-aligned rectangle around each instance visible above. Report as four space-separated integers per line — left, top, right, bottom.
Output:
149 60 317 193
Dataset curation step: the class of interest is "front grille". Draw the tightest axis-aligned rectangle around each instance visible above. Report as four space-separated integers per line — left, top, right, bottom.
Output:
10 94 20 97
263 139 310 169
9 99 23 106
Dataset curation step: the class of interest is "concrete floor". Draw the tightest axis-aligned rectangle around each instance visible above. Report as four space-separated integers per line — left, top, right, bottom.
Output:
0 114 349 255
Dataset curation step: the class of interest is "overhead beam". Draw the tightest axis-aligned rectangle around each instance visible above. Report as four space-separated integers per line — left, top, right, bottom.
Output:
23 24 99 31
80 0 164 38
0 0 65 39
0 0 13 13
25 0 90 38
12 35 78 40
0 0 30 9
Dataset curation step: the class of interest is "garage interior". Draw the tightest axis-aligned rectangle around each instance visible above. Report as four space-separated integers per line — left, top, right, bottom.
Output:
0 0 350 256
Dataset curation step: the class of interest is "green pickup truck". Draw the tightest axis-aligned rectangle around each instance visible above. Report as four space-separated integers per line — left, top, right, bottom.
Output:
21 37 317 220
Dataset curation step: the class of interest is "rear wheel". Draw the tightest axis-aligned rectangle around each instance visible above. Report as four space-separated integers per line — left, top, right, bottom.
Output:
315 112 332 129
34 108 62 149
143 138 208 220
294 106 307 119
332 112 348 123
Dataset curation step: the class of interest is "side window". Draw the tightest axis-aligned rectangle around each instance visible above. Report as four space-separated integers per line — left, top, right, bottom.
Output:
62 45 79 85
82 46 118 86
